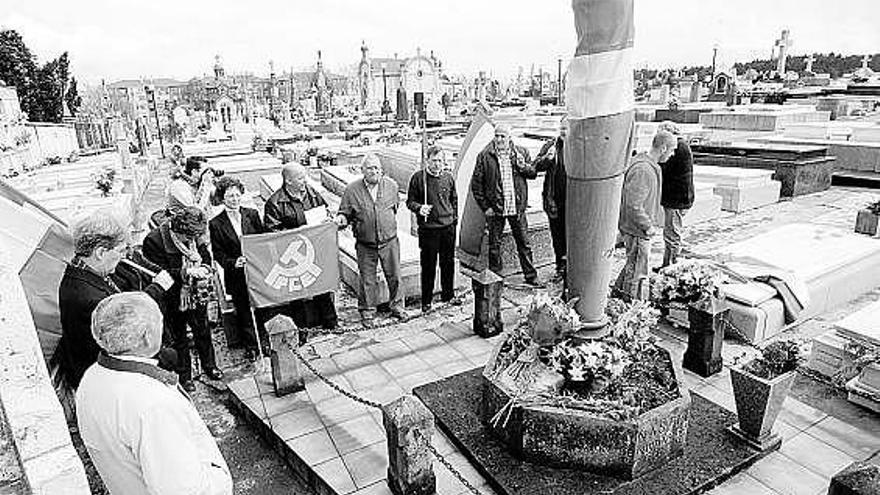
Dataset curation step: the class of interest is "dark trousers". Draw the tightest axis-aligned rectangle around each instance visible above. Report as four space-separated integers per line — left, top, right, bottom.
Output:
227 271 258 349
547 211 566 271
167 306 216 382
419 226 456 307
355 238 403 312
487 213 537 281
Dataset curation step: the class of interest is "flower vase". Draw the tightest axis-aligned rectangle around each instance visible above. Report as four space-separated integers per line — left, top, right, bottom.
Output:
682 298 727 378
727 366 796 451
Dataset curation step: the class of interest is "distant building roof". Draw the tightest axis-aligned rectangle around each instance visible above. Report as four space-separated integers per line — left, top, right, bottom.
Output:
108 78 188 89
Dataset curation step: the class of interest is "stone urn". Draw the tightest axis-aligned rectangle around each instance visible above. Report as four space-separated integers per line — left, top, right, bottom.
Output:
728 365 796 451
481 347 691 480
682 299 727 378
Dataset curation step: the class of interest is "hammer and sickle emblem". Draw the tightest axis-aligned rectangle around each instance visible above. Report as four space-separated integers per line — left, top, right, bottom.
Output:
265 235 323 292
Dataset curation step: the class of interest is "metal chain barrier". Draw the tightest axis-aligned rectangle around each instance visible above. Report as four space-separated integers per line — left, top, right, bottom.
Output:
288 341 486 495
426 442 485 495
292 345 382 409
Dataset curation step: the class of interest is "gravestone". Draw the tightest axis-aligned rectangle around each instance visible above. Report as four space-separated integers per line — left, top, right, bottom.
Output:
831 300 880 411
691 142 835 197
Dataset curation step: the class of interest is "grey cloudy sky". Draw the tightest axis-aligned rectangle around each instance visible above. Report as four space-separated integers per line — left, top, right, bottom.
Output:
2 0 878 83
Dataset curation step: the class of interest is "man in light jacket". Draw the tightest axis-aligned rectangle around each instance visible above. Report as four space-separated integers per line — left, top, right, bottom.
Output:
336 154 408 325
76 292 232 495
614 130 677 301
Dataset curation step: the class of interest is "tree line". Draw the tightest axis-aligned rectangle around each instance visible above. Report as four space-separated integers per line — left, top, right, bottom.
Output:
636 53 880 83
0 29 81 123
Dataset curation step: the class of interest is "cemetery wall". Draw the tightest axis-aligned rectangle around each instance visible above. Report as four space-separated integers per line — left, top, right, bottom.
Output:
0 259 90 493
1 123 79 176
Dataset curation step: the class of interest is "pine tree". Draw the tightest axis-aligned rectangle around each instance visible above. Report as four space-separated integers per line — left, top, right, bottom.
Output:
0 30 39 119
0 30 78 123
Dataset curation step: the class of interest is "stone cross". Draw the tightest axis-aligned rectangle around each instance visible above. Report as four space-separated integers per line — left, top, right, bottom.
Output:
774 30 793 75
383 395 436 495
265 315 305 397
805 53 815 74
862 54 872 70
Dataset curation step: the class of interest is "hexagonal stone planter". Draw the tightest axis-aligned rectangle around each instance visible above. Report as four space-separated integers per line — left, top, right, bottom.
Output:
480 348 691 480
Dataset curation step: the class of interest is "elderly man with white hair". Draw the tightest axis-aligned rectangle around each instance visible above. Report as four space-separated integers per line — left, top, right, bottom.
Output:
336 154 408 325
76 292 232 495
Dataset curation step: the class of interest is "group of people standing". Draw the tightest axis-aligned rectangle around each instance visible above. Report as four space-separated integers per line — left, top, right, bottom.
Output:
57 118 691 495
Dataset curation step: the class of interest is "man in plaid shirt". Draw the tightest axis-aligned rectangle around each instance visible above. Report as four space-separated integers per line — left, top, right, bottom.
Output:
471 123 539 284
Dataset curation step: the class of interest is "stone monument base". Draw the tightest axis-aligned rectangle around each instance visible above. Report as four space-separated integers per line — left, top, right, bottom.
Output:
414 369 774 495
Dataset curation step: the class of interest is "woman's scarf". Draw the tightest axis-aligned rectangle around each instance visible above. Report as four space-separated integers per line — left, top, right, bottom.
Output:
169 231 205 311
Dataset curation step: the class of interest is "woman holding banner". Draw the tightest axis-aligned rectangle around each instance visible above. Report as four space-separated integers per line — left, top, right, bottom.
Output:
209 176 266 356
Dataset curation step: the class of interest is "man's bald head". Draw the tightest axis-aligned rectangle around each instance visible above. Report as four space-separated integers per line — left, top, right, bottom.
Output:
281 163 306 194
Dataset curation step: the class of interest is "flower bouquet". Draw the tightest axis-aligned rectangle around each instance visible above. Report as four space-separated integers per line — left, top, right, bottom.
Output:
94 167 117 197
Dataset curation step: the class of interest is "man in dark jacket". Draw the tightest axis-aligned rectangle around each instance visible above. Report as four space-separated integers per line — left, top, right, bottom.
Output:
657 122 694 267
407 145 459 312
58 210 175 389
336 154 407 325
534 118 567 279
262 163 338 330
471 123 538 284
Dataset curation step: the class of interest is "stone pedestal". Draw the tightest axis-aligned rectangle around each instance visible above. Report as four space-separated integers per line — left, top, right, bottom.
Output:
265 315 305 397
808 330 859 377
683 305 727 377
383 395 436 495
471 269 503 338
829 462 880 495
846 364 880 413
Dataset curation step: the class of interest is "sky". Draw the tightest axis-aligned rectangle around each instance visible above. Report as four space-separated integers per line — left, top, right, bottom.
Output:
2 0 878 84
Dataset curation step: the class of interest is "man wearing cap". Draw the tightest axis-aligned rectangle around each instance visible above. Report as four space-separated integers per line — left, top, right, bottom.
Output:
471 123 538 284
657 121 694 267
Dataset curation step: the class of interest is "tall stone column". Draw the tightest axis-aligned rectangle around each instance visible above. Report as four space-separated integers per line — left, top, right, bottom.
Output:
565 0 635 336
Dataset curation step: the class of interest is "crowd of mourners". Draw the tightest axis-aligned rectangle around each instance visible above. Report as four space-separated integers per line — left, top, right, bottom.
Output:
58 120 693 494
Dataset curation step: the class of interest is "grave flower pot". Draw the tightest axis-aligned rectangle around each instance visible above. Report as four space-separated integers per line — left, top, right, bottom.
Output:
855 209 880 236
682 300 727 378
728 366 795 451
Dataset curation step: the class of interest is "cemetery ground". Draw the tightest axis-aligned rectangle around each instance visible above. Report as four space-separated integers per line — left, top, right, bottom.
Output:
74 163 880 494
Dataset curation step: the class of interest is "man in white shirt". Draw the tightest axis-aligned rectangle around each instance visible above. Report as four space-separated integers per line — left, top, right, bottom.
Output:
76 292 232 495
